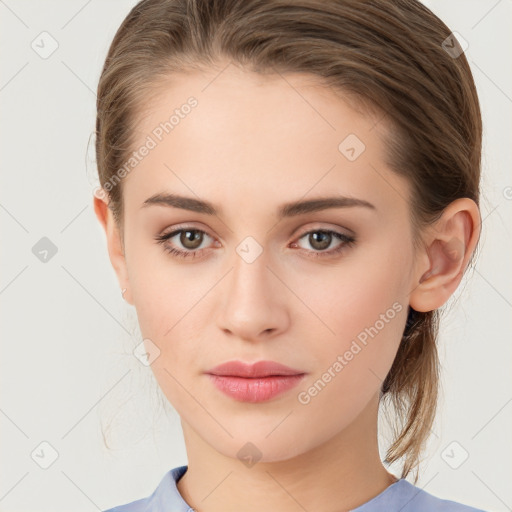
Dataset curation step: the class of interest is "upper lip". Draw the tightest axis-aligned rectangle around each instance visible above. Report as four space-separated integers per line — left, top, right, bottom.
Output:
206 360 305 378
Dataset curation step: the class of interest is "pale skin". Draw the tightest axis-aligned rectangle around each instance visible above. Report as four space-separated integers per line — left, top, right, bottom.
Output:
94 63 480 512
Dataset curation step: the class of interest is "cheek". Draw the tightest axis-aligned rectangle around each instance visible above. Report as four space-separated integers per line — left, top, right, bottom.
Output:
126 246 214 384
296 241 410 342
295 284 407 430
126 235 204 339
294 242 411 396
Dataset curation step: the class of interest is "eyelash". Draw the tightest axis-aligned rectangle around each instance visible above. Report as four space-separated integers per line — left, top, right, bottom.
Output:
155 226 356 260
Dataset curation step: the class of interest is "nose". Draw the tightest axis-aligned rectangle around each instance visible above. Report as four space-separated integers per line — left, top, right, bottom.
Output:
216 247 290 342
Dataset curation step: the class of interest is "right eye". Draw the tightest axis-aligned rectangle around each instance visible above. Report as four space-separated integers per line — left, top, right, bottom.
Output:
155 227 218 259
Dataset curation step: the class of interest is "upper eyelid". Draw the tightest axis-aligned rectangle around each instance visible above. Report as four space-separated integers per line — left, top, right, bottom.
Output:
162 220 354 237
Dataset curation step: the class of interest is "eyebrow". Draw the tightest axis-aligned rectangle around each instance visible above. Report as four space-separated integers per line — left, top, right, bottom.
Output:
141 192 376 218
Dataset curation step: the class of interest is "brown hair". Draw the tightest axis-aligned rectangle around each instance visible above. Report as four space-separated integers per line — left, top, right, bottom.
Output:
95 0 482 482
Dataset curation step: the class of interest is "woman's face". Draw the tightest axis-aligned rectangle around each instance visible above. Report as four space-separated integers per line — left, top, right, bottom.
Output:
115 64 420 462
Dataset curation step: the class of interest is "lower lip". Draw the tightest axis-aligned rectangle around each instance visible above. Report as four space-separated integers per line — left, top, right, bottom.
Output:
206 373 306 403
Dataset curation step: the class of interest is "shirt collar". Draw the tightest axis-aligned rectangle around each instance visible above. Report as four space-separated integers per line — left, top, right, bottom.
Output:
141 465 408 511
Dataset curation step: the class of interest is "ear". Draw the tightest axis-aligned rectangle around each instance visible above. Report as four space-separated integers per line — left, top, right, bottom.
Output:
93 192 134 305
409 198 481 312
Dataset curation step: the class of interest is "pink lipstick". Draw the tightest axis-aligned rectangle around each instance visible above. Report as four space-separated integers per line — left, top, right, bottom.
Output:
205 360 306 403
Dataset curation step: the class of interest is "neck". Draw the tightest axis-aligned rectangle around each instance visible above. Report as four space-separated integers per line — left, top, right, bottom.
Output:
176 393 397 512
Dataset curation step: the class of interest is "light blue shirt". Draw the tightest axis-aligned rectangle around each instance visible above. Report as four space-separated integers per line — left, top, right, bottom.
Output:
103 465 486 512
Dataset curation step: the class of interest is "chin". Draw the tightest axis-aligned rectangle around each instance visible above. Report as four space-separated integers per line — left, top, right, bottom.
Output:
206 430 312 467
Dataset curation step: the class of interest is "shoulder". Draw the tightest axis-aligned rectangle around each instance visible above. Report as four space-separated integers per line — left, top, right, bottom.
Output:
355 478 487 512
102 465 190 512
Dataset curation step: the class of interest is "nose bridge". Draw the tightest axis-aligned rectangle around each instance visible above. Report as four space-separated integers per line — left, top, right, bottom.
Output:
227 239 274 310
217 239 288 340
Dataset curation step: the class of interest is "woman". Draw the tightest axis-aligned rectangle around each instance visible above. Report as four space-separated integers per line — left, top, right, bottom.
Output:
94 0 485 510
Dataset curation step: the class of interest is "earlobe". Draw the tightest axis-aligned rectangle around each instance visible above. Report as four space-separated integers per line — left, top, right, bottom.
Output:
410 198 481 313
93 194 134 305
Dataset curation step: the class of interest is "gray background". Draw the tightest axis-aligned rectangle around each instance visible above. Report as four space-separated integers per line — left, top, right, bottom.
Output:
1 1 511 511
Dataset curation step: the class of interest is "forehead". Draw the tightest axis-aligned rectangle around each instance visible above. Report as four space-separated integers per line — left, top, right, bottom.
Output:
122 65 409 219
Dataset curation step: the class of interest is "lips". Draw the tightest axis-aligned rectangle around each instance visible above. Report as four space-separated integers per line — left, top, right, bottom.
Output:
205 360 307 403
206 360 304 378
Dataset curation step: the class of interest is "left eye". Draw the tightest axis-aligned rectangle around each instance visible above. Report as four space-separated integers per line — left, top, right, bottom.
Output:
292 229 356 258
154 227 356 260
